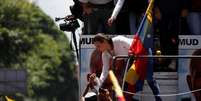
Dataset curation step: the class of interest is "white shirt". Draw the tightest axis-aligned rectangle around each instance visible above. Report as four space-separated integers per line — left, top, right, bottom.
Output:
79 0 112 4
98 36 133 87
112 35 133 56
111 0 125 19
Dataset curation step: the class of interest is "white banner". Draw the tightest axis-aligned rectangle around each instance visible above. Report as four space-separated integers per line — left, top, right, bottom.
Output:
179 35 201 49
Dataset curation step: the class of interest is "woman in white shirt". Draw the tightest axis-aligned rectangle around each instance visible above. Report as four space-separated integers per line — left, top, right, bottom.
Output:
90 33 133 90
90 33 162 101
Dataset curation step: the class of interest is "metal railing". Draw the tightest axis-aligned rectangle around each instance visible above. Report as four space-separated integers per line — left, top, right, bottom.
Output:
112 55 201 93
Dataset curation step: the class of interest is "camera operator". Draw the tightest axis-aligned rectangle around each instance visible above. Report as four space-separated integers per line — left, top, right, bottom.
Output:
79 0 115 35
70 0 84 21
55 0 84 59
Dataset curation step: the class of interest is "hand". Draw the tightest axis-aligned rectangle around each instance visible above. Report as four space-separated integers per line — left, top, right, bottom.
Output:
107 17 116 27
83 7 93 15
82 3 93 15
89 73 96 82
155 7 161 20
98 88 112 101
88 73 97 88
128 50 135 56
80 96 85 101
181 9 188 17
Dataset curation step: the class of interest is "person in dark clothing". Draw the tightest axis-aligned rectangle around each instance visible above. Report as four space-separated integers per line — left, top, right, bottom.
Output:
127 0 148 34
107 0 148 35
79 0 115 35
154 0 188 70
187 0 201 35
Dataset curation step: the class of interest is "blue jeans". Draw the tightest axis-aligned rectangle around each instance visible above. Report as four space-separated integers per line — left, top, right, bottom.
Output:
187 12 201 35
129 12 143 34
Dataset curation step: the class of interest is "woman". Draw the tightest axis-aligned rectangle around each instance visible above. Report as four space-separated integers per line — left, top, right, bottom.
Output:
91 33 162 101
93 33 132 87
88 33 133 99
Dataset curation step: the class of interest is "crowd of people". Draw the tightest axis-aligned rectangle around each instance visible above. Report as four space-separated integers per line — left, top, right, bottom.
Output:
77 0 201 100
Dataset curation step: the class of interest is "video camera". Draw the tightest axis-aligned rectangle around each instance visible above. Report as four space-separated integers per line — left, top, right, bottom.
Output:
55 0 83 58
55 0 82 32
55 15 80 31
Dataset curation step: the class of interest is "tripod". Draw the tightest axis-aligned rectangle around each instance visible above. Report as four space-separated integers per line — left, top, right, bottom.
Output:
70 29 79 61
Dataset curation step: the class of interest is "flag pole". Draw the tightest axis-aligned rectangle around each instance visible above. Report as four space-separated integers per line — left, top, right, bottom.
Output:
109 70 126 101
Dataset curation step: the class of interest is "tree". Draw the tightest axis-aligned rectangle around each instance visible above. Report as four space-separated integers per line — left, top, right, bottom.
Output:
0 0 78 100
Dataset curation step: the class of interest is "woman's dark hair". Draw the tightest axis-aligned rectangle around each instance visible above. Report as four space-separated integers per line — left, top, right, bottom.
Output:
93 33 114 49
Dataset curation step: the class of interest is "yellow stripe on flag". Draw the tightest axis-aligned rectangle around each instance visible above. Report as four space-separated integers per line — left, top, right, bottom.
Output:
125 64 139 85
146 0 154 23
5 96 15 101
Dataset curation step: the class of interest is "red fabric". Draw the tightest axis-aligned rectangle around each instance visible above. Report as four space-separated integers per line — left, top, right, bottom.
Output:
129 35 148 80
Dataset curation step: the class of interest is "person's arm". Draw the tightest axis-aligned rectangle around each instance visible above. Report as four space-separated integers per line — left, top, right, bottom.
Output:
90 49 102 74
99 51 112 86
82 83 90 97
108 0 125 26
111 0 125 19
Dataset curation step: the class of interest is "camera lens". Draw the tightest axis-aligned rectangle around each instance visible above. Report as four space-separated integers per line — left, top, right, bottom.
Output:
59 20 80 31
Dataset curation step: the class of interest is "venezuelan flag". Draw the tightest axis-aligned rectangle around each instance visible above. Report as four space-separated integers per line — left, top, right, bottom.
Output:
125 0 154 85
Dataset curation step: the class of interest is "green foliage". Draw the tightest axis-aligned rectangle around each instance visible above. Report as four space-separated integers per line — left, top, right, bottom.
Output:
0 0 78 100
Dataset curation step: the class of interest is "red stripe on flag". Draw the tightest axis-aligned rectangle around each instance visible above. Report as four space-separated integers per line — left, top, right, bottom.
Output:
129 35 148 80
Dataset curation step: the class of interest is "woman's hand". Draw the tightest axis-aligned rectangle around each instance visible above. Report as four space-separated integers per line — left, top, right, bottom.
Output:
89 73 96 82
98 88 112 101
87 73 97 88
82 3 93 15
155 7 161 20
